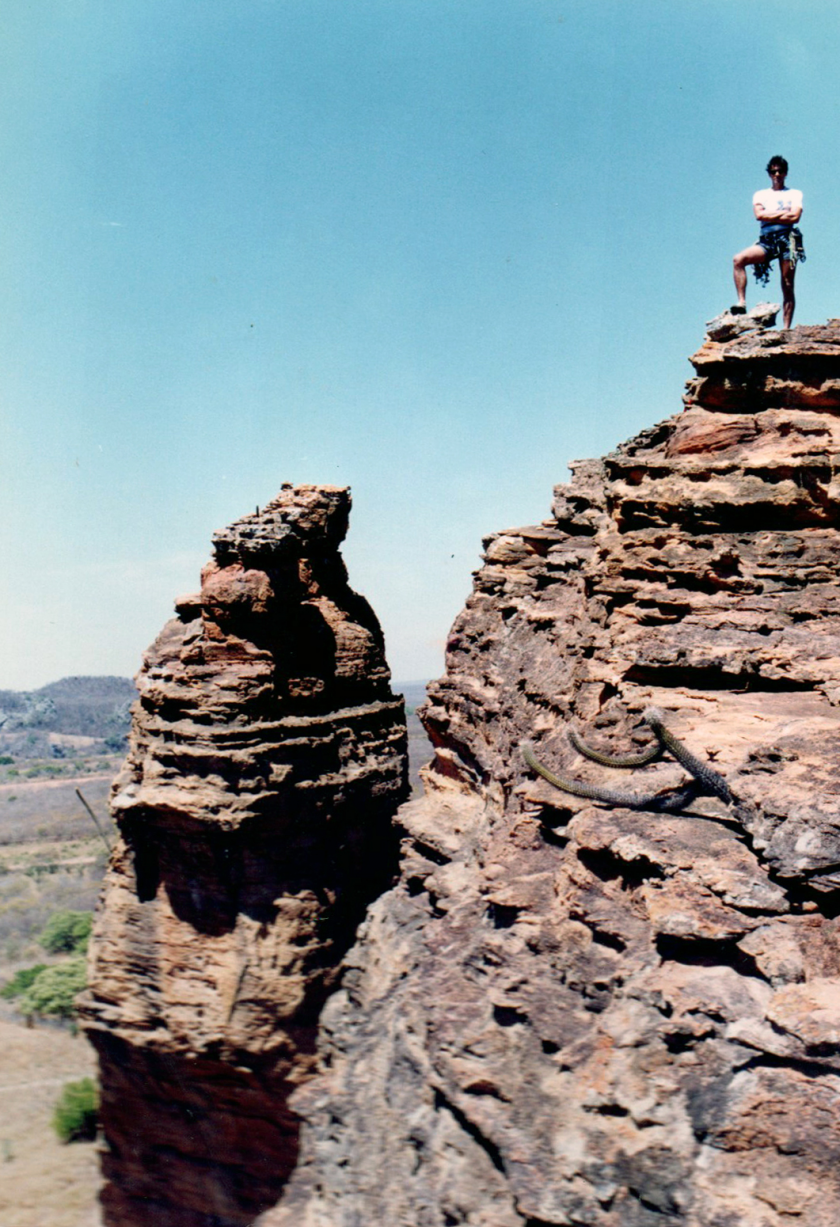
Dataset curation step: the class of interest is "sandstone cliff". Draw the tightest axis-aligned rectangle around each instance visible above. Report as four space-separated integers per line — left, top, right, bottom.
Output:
264 319 840 1227
80 485 408 1227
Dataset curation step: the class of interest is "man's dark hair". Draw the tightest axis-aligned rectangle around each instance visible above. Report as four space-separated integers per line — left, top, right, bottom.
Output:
766 156 789 175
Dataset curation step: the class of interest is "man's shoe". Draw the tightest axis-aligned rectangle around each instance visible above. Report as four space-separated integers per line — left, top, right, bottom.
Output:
730 304 747 315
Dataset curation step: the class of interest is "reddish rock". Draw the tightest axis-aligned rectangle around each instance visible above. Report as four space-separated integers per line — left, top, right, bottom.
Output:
264 326 840 1226
80 484 408 1227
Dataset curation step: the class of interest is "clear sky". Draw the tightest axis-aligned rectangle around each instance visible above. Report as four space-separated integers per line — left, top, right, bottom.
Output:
1 0 838 691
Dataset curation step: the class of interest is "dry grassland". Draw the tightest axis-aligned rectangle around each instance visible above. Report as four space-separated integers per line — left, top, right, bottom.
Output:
0 1018 101 1227
0 768 115 1225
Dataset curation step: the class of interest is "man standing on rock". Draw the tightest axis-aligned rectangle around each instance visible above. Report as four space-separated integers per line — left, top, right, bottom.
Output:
732 156 804 328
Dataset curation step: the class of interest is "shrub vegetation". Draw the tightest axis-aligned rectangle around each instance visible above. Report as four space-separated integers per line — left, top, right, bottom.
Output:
39 909 93 954
53 1077 99 1143
18 956 87 1021
0 963 48 999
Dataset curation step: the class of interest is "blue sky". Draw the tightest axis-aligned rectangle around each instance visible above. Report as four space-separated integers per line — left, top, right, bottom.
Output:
2 0 838 690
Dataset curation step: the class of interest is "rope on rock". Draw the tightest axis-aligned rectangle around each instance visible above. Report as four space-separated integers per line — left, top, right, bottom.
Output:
522 709 731 812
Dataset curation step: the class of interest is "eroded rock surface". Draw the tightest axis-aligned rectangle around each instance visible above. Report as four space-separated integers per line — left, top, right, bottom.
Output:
80 484 408 1227
265 326 840 1226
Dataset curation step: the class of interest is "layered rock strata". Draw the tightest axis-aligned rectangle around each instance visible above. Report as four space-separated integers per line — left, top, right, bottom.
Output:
266 323 840 1226
80 485 408 1227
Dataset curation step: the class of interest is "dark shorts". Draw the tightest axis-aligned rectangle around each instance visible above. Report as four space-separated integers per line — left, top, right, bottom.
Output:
754 226 805 285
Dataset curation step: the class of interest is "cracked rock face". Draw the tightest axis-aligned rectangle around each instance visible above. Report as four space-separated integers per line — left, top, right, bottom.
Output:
80 484 408 1227
264 326 840 1226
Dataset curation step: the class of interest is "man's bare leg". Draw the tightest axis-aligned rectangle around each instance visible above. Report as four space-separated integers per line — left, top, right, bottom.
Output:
733 244 769 308
780 258 795 328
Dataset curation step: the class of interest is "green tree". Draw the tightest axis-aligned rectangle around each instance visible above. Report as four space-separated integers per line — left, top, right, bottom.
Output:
38 910 93 954
0 964 47 1000
53 1078 98 1143
18 957 87 1021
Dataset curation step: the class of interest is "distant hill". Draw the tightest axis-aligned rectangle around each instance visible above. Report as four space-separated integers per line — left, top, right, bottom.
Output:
0 675 434 777
0 676 136 757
